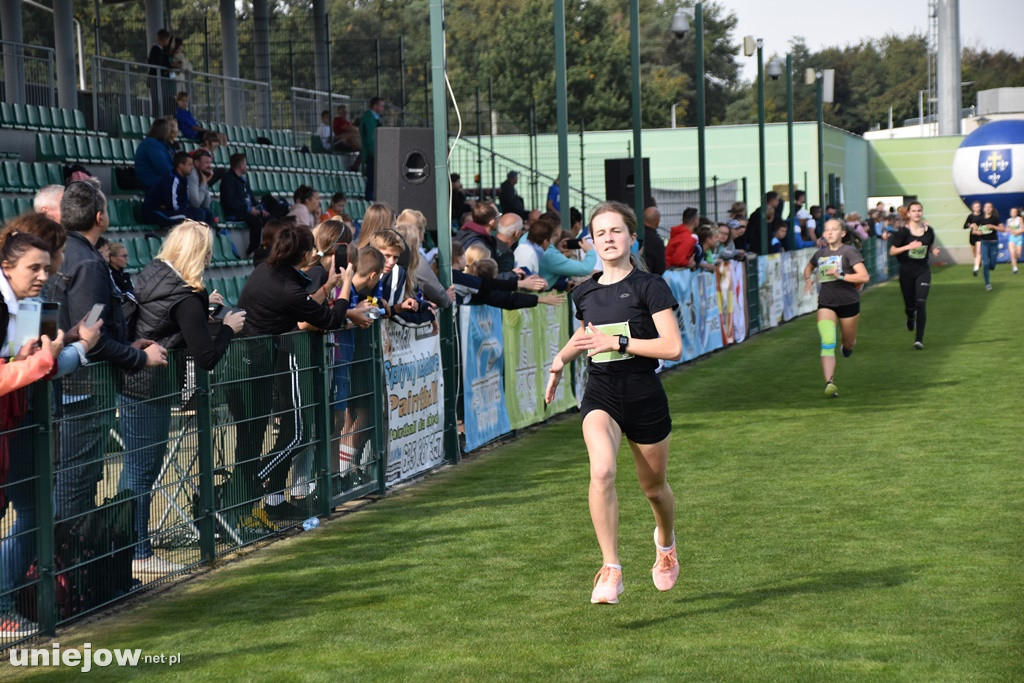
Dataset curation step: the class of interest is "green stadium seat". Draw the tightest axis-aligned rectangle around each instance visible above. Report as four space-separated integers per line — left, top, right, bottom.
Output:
0 197 18 222
37 106 53 130
224 276 241 305
145 234 163 259
1 161 20 192
36 133 54 161
210 234 229 265
26 105 41 129
123 239 142 271
31 162 49 189
98 136 114 163
118 114 131 137
0 102 13 127
15 197 32 214
73 110 86 131
12 103 28 128
87 136 102 163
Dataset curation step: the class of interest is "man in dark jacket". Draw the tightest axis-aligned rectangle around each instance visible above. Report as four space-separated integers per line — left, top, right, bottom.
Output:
641 206 666 275
220 152 267 255
147 28 173 115
498 171 527 220
141 151 202 228
53 180 167 519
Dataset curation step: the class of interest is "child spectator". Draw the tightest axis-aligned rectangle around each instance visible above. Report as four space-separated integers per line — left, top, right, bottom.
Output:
174 92 206 141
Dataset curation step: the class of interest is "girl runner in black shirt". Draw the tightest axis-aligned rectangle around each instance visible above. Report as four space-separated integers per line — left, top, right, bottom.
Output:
545 201 682 605
975 202 1004 291
889 201 940 349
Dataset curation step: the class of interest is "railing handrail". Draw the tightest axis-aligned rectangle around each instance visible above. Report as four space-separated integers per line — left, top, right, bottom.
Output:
289 86 352 101
0 38 56 58
91 54 271 90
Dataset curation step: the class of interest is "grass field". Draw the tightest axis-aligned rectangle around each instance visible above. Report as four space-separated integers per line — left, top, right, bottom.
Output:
5 264 1022 681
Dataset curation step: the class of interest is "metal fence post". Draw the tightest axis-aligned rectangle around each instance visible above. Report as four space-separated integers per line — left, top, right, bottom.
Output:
370 326 388 494
713 175 719 220
195 366 216 564
31 381 55 636
746 258 760 335
312 333 333 517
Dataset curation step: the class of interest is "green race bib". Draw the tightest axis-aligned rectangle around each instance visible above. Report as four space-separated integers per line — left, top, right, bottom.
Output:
588 321 632 363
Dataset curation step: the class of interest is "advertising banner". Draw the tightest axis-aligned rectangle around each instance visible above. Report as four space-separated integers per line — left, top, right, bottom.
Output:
382 322 445 486
795 247 819 315
503 302 575 429
757 254 785 329
729 260 748 344
460 305 512 452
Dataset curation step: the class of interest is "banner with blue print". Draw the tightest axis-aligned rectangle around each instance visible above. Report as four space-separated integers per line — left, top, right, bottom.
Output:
661 269 723 367
460 304 512 451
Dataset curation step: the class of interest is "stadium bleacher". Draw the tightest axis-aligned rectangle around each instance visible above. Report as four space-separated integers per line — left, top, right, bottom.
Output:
0 104 368 292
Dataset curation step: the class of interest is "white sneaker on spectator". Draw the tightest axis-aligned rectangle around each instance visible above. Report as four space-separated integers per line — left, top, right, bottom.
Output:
132 555 185 577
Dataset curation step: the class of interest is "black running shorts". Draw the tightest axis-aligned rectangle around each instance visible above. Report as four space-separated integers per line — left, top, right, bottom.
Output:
579 372 672 445
818 301 860 319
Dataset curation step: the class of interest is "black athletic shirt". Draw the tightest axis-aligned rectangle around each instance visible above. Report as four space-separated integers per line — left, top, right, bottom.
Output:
571 268 678 376
891 226 935 269
977 215 1001 241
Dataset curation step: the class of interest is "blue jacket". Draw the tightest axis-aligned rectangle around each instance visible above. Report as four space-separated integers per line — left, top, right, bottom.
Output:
175 106 201 139
134 136 174 189
539 244 597 288
142 171 198 225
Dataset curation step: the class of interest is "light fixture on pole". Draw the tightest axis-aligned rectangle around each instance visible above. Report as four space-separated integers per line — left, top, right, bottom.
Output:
805 67 834 210
745 35 766 255
768 55 795 237
672 3 706 217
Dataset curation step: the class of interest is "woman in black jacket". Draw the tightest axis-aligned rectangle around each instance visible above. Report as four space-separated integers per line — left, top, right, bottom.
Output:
227 222 354 523
118 220 245 577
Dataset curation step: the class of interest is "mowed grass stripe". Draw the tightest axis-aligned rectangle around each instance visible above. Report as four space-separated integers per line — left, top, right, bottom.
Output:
5 265 1021 681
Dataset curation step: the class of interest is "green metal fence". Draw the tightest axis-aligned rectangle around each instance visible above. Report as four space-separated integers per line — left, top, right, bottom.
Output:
0 328 388 648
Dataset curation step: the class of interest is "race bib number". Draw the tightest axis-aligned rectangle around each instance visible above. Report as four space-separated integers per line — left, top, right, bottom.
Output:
588 321 632 364
817 255 842 283
908 245 927 259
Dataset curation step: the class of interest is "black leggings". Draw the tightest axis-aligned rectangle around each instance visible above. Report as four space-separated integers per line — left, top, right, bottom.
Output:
899 266 931 343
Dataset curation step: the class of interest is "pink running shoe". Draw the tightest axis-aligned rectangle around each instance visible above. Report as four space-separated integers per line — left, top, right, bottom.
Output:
591 565 624 604
651 529 679 591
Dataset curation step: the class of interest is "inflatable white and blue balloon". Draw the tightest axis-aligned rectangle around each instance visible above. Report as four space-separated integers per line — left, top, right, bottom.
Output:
952 120 1024 261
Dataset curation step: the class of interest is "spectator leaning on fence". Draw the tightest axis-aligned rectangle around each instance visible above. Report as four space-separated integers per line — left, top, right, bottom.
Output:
495 212 525 275
665 208 699 269
134 117 178 191
641 206 666 276
53 180 168 521
395 210 452 310
514 215 556 276
227 222 355 522
118 221 245 577
539 225 597 290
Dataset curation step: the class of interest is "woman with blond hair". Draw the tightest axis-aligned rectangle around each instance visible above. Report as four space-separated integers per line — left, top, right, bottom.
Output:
119 220 246 576
356 201 395 248
394 210 451 309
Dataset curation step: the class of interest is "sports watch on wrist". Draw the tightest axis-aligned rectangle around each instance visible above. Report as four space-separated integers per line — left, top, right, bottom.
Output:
617 335 629 354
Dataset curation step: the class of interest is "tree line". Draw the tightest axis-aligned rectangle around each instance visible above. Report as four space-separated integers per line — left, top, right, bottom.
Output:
11 0 1024 136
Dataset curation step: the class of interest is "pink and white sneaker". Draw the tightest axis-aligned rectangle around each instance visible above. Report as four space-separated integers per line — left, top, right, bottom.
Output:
651 528 679 591
591 565 624 604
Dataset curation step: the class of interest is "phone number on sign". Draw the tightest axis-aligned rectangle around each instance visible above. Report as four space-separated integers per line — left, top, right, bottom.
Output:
401 433 444 478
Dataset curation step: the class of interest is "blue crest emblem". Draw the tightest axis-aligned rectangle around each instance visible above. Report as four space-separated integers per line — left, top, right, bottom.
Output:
978 148 1012 188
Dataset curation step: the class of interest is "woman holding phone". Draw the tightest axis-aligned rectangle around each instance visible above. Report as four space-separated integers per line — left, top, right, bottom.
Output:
0 230 101 635
119 220 246 577
545 201 682 605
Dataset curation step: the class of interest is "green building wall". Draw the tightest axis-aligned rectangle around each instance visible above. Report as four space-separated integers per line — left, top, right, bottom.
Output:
455 122 869 224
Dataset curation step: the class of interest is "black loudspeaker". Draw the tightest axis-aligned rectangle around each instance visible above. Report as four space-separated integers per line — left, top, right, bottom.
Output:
604 158 652 210
375 127 437 225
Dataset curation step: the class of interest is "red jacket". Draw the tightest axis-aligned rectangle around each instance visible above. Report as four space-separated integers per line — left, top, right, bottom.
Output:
665 224 697 268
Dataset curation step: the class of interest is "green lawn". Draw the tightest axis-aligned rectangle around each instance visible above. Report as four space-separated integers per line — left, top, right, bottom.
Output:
6 265 1022 681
